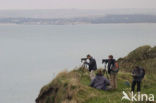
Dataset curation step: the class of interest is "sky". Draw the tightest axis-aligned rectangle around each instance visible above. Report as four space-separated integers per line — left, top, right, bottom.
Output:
0 0 156 10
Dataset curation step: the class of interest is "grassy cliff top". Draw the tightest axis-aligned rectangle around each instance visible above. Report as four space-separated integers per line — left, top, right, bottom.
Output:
36 45 156 103
123 45 156 61
118 45 156 74
36 67 156 103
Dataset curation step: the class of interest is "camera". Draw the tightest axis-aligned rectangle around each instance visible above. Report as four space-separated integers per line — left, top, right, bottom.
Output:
81 58 87 62
102 59 107 64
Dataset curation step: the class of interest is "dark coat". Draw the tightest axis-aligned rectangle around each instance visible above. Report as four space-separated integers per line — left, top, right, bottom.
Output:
132 68 145 81
90 74 110 90
104 59 116 74
86 57 97 71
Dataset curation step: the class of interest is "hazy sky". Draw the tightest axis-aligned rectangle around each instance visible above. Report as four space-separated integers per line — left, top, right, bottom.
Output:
0 0 156 10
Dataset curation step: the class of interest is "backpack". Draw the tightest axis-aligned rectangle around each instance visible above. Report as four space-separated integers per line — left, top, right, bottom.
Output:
141 68 145 79
111 62 119 73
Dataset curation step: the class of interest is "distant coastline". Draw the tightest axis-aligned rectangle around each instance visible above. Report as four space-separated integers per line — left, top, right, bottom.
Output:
1 9 156 25
0 14 156 25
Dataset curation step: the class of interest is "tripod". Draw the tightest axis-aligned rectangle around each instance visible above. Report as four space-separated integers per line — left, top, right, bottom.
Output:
103 63 109 79
81 60 88 69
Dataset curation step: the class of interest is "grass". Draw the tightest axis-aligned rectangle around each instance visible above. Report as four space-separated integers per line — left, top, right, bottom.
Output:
118 45 156 74
36 45 156 103
36 67 156 103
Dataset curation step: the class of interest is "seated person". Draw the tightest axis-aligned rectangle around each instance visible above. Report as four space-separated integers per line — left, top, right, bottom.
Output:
90 69 111 90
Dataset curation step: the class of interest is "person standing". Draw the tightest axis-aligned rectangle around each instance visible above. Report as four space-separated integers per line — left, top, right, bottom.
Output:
102 55 118 89
85 54 97 80
131 66 145 92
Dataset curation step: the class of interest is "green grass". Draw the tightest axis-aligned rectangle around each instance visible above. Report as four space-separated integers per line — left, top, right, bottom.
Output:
36 45 156 103
36 67 156 103
118 45 156 74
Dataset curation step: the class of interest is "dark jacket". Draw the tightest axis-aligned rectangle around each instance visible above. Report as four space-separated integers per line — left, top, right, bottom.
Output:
86 57 97 71
132 67 145 81
90 74 110 90
104 59 116 74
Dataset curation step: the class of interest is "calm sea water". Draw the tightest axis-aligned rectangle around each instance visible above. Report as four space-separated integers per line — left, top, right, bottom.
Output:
0 23 156 103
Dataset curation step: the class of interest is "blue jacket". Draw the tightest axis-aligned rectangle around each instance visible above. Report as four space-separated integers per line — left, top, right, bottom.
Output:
90 74 110 90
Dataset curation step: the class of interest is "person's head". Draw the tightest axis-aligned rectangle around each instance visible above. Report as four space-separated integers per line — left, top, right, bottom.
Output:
135 66 140 69
86 54 92 59
108 55 113 59
134 66 141 72
96 69 103 76
135 66 140 70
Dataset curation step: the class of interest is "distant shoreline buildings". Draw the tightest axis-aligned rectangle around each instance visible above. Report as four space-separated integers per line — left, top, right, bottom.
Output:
0 14 156 25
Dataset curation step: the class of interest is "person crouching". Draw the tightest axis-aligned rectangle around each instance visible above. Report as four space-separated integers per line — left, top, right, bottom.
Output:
90 69 111 91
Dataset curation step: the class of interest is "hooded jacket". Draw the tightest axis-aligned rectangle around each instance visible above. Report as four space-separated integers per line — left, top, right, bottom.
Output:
90 74 110 90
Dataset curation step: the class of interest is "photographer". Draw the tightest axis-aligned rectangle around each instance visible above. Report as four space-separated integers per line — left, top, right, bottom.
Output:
84 54 97 72
84 54 97 80
102 55 117 89
102 55 116 74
